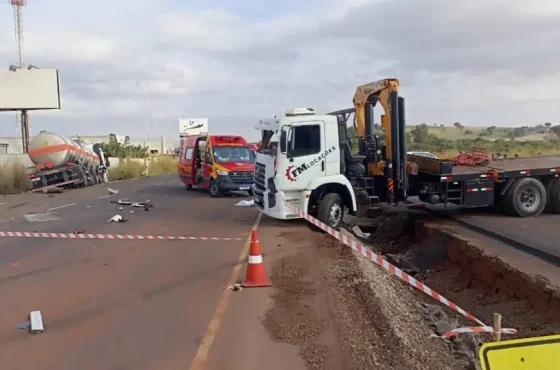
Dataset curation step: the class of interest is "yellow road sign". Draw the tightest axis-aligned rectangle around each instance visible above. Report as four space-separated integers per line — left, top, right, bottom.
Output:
480 334 560 370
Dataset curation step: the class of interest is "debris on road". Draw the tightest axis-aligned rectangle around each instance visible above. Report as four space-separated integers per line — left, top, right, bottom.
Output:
43 187 63 194
352 225 371 239
107 188 119 195
74 227 87 234
111 198 132 205
234 199 254 207
16 320 31 330
30 310 44 334
227 283 243 291
107 214 128 223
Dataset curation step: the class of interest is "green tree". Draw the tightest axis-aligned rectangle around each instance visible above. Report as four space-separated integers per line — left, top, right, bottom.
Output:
545 122 552 128
411 123 429 142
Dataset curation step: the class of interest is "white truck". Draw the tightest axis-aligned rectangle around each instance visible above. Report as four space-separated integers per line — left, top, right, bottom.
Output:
253 108 358 229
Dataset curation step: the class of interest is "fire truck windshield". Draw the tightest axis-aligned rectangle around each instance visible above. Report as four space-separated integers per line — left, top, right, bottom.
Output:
212 147 254 163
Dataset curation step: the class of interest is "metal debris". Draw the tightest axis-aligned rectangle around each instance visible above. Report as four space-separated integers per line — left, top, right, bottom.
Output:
234 200 254 207
107 214 128 223
30 310 44 334
74 227 87 234
111 198 132 205
43 187 63 194
107 188 119 195
227 283 243 291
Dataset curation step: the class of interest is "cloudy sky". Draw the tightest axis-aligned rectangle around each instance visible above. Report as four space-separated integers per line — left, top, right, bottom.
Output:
1 0 559 141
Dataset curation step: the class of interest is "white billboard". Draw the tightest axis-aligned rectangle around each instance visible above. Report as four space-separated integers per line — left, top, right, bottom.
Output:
0 69 61 111
179 118 208 137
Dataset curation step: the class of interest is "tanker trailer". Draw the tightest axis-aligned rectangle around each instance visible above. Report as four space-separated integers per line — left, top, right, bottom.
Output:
27 131 109 190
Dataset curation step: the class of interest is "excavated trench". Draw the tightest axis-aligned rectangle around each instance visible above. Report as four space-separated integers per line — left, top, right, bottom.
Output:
360 213 560 338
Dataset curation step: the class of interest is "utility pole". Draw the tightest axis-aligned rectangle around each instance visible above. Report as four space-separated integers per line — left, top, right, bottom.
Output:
145 93 151 176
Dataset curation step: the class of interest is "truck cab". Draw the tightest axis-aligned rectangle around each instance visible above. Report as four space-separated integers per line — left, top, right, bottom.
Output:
253 108 357 226
179 135 255 197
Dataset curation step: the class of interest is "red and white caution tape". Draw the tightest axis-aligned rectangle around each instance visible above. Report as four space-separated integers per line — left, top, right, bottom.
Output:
31 179 80 192
0 231 242 241
430 326 518 339
285 202 487 327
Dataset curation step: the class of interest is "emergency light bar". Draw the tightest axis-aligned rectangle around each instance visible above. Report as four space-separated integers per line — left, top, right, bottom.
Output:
285 107 316 116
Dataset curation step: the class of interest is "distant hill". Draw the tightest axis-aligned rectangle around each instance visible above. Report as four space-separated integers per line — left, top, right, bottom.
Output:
405 124 557 142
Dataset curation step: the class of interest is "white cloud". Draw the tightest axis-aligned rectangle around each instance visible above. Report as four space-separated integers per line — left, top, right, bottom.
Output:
1 0 560 140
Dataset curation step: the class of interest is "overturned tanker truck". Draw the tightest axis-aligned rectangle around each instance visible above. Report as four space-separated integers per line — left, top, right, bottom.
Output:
28 131 110 190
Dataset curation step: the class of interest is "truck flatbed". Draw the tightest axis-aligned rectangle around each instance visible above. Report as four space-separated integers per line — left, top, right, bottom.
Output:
409 154 560 181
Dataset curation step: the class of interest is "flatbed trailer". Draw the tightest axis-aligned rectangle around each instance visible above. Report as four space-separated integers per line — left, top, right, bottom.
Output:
409 155 560 217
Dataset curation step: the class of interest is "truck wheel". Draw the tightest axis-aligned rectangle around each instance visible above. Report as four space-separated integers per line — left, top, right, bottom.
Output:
317 193 344 230
185 183 193 191
503 177 547 217
247 189 253 196
546 178 560 213
209 180 221 197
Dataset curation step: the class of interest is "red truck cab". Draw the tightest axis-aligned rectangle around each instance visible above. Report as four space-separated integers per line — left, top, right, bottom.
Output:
178 135 255 197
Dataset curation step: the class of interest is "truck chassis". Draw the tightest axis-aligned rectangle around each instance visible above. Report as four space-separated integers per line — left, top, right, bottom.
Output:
30 163 107 191
410 155 560 217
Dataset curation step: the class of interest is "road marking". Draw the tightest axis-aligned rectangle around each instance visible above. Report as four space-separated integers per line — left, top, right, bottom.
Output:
48 203 77 211
132 187 143 191
189 212 262 370
154 182 162 186
98 195 112 199
0 202 7 206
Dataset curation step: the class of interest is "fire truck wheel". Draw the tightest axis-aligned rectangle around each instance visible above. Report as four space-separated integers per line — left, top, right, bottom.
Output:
209 180 221 197
503 177 547 217
317 193 343 230
185 183 193 191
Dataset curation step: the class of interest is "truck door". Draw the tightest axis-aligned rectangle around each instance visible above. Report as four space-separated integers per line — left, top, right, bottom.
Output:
278 121 327 192
203 146 213 185
178 144 194 183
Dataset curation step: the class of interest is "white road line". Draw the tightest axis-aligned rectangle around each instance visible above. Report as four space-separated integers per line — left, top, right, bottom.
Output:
98 195 112 199
0 202 7 206
155 182 162 186
132 187 144 191
48 203 78 211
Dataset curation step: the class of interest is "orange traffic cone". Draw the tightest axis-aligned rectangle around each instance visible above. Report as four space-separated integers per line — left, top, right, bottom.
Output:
242 229 272 288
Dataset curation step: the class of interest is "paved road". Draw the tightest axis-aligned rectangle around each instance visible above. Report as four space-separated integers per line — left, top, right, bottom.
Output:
0 174 264 370
417 197 560 261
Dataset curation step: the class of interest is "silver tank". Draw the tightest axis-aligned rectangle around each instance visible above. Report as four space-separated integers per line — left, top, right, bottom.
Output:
28 132 100 169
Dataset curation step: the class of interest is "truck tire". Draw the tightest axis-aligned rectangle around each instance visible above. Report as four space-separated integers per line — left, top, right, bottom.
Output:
317 193 344 230
546 178 560 213
209 179 221 197
503 177 547 217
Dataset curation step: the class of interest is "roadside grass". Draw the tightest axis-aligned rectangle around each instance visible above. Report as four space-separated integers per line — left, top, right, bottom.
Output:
0 162 32 194
148 155 178 175
108 159 146 181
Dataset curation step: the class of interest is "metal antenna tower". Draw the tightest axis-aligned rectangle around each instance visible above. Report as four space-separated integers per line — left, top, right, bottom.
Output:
10 0 26 68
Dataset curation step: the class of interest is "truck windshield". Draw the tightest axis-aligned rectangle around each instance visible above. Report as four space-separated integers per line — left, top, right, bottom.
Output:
212 147 254 163
259 130 278 155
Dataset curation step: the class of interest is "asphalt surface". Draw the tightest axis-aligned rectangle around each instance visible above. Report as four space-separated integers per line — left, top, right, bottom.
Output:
0 174 261 370
409 197 560 262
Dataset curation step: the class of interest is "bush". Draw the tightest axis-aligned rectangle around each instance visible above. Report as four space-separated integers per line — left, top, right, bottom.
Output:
108 159 146 181
0 162 32 194
148 155 178 175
